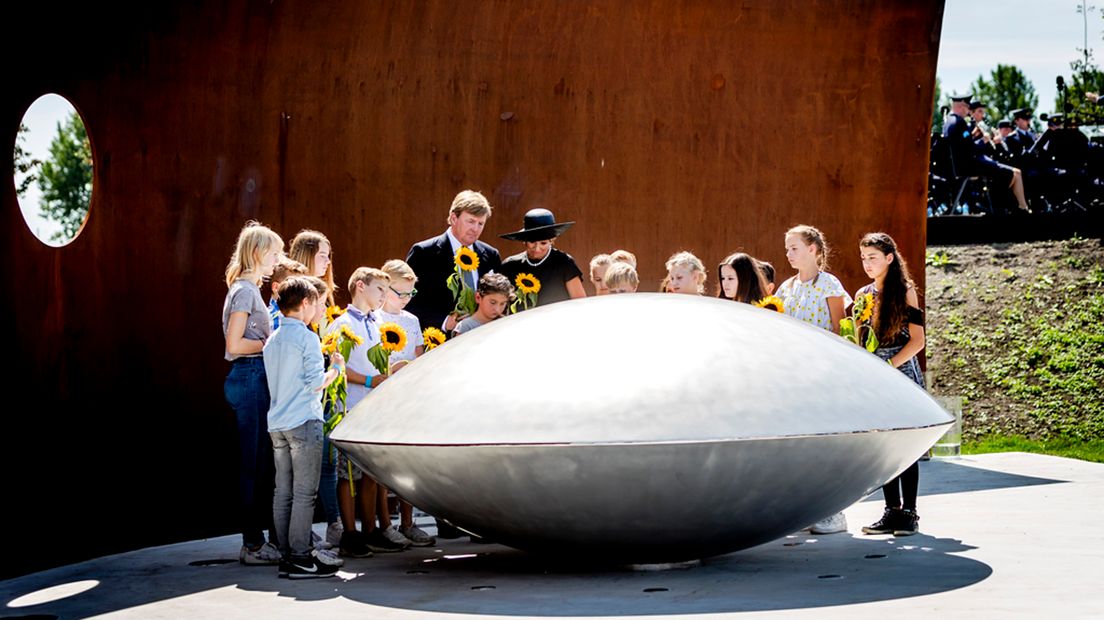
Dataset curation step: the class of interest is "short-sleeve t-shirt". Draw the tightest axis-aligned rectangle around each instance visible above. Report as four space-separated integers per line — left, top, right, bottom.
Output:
856 283 925 348
374 308 422 363
453 314 487 336
223 279 273 361
776 271 853 331
498 247 584 308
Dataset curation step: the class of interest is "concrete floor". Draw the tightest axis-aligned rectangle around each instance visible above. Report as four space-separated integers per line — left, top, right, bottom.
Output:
2 452 1101 619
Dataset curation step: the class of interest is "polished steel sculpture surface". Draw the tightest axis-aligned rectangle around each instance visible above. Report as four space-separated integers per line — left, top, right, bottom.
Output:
331 294 953 562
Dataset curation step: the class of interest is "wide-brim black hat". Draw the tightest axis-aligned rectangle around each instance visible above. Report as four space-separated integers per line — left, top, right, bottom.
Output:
500 208 575 242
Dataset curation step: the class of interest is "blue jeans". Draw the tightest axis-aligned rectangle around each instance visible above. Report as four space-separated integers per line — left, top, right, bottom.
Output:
271 419 324 558
224 357 274 548
319 429 339 524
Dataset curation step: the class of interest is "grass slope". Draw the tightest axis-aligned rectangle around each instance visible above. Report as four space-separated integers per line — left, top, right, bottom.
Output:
925 236 1104 461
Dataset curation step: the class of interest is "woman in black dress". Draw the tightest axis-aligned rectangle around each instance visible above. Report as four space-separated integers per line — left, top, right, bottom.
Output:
497 208 587 308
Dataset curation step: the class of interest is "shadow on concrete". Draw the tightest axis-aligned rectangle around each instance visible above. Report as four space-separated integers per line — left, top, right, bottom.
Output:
258 533 991 616
860 457 1067 503
0 531 993 618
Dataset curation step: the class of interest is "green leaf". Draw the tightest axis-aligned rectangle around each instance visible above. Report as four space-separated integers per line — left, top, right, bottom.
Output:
366 344 390 375
447 272 460 298
839 318 856 341
324 410 345 435
457 286 477 316
865 329 880 353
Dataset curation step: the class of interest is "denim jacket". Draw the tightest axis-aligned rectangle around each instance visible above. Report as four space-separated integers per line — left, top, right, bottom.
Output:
263 316 326 432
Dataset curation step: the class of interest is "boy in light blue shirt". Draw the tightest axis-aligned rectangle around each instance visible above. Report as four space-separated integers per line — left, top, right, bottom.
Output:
263 276 345 579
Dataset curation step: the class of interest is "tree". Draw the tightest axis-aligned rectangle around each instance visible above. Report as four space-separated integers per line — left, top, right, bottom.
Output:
1057 52 1104 123
13 123 40 198
37 112 92 243
1056 1 1104 123
969 64 1039 127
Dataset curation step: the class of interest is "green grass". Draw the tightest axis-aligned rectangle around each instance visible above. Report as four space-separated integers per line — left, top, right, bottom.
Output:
963 435 1104 463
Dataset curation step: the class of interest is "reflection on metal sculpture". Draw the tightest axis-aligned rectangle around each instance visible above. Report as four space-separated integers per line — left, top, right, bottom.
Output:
331 294 952 562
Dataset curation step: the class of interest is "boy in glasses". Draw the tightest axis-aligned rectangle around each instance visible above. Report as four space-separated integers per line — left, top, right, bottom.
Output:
370 259 436 547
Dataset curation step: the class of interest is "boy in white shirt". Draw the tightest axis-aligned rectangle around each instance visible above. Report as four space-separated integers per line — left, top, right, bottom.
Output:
372 259 436 547
326 267 408 555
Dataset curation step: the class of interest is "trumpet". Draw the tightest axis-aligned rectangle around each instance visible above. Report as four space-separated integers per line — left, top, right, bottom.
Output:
971 120 995 144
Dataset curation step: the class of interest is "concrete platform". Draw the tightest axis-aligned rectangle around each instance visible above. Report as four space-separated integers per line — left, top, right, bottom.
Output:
2 453 1101 619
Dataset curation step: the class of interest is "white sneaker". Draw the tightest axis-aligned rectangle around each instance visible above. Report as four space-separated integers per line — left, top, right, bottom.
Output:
325 522 344 548
240 542 282 565
381 525 413 546
312 548 344 567
400 525 436 547
810 512 848 534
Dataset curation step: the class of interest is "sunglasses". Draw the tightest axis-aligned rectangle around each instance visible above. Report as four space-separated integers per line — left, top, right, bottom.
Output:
389 286 418 299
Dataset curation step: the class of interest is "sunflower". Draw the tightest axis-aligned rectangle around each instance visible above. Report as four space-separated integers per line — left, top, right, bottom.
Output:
858 293 876 323
454 247 480 272
515 273 541 295
379 322 408 353
339 324 365 346
423 326 447 350
321 331 339 355
326 305 346 323
754 295 784 313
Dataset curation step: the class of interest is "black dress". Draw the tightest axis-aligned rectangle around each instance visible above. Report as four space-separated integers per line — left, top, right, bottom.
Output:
498 247 583 308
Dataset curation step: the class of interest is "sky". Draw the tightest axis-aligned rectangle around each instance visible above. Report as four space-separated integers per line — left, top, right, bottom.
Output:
12 1 1103 245
937 0 1104 114
15 94 74 246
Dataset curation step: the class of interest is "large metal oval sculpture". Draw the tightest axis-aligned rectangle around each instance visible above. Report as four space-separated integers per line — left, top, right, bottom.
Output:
331 294 952 562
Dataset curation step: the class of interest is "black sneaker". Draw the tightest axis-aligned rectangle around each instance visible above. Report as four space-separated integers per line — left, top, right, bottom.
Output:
893 509 919 536
862 507 902 535
339 531 374 558
363 528 409 553
285 553 339 579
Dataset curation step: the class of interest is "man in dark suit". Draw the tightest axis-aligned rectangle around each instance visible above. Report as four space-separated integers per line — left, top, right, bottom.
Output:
405 190 502 335
402 190 501 542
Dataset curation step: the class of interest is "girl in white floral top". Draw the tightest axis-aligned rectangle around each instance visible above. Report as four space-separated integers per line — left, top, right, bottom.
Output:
775 224 853 537
776 225 852 333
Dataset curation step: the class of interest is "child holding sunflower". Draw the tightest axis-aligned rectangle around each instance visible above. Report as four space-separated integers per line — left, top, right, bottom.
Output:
776 225 851 334
855 232 927 537
325 267 408 556
263 276 346 578
372 259 435 547
453 274 514 335
303 276 344 551
776 225 852 535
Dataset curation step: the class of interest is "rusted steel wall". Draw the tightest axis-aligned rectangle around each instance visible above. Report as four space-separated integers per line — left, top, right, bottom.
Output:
2 1 943 574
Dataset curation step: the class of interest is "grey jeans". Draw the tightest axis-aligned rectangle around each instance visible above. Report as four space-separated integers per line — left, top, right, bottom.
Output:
270 419 323 559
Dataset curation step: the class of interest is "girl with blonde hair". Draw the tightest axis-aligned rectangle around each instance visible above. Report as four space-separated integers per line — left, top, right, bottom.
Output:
222 221 284 565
